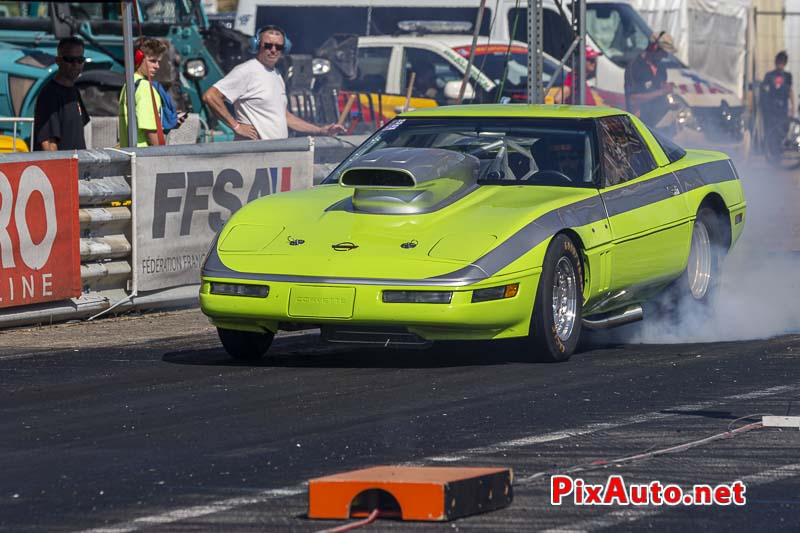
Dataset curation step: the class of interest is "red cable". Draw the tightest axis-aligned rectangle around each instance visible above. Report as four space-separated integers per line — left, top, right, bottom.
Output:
517 421 764 484
315 509 380 533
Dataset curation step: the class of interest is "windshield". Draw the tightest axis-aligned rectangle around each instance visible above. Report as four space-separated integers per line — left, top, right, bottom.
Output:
456 46 558 92
325 117 598 188
587 3 684 68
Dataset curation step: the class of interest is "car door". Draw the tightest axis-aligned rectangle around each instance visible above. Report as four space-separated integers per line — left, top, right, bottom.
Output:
341 45 395 126
400 46 466 105
348 46 393 93
597 115 692 292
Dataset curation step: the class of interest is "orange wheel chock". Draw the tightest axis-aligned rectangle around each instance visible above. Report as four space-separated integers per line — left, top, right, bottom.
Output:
308 466 513 521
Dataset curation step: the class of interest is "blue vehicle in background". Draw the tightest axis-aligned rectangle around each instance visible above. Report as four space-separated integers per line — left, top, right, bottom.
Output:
0 40 119 150
0 1 250 147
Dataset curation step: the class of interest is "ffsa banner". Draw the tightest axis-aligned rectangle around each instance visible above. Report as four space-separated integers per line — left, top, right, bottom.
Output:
0 159 81 308
134 150 314 291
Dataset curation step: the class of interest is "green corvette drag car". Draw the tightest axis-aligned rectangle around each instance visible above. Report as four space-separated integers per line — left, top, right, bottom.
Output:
200 105 746 362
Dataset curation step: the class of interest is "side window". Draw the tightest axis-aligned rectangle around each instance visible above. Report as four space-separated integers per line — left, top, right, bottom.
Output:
401 48 462 100
509 8 573 60
508 8 528 42
345 47 392 93
542 9 574 60
650 128 687 163
598 116 657 186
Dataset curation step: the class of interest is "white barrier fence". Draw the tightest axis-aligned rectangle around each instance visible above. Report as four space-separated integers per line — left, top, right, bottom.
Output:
0 136 360 328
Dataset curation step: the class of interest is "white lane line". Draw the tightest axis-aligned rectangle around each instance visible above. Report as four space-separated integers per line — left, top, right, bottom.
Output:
542 463 800 533
81 486 305 533
425 382 798 463
79 382 798 532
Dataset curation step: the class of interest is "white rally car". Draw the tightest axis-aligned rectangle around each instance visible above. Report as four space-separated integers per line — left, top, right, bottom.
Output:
344 31 563 107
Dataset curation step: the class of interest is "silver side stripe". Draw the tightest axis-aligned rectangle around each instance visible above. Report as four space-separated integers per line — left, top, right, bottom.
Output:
601 173 681 217
202 159 738 287
445 197 608 281
673 159 738 192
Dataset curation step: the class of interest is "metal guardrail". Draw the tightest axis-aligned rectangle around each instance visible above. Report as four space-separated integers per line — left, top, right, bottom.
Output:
0 135 362 328
0 117 34 152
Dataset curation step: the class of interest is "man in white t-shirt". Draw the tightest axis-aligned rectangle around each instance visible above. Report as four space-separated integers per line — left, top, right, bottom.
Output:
203 25 345 140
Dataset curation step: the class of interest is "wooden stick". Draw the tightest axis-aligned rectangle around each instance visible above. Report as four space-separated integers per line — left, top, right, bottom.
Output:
337 94 358 126
403 72 416 113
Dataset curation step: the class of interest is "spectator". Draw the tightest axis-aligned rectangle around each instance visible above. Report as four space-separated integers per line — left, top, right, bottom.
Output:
762 51 794 118
33 37 90 151
624 31 677 129
413 62 440 100
203 25 344 140
761 51 794 158
553 46 601 105
118 37 183 147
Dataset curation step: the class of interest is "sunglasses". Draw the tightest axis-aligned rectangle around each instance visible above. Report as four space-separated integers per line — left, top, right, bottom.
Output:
261 42 285 52
61 55 86 64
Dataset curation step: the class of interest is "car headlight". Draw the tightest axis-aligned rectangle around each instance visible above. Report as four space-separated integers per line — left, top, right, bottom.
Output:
312 58 331 76
210 282 269 298
185 58 207 80
382 290 452 304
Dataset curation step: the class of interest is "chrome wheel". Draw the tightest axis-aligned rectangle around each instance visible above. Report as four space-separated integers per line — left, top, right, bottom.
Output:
687 219 712 299
552 256 578 340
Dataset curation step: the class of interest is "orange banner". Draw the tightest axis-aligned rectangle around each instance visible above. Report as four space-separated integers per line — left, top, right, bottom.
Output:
0 159 81 308
453 45 527 56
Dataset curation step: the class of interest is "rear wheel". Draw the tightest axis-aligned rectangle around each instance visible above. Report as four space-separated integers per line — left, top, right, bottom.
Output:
684 207 725 306
651 206 726 322
217 327 274 361
527 234 583 362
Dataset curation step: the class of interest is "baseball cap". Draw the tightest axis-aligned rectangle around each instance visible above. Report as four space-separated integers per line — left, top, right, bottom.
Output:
585 45 602 60
650 31 677 54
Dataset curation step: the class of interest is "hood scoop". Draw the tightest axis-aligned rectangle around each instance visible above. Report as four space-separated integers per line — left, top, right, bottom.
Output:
340 147 479 214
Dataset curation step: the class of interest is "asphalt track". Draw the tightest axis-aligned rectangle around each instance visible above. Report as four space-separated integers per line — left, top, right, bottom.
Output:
1 310 799 532
1 159 799 532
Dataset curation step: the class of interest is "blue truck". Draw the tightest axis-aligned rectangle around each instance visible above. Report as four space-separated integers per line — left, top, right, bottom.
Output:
0 1 249 147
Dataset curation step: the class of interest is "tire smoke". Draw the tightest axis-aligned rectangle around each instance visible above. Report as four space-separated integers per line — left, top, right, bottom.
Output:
603 155 800 344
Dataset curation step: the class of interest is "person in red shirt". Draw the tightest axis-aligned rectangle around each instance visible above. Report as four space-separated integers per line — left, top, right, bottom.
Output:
553 46 600 105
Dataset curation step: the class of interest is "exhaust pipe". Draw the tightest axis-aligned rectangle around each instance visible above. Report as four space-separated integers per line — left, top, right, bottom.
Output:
582 305 644 330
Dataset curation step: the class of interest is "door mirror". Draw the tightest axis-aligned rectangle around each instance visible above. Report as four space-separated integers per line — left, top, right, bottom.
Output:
444 80 475 101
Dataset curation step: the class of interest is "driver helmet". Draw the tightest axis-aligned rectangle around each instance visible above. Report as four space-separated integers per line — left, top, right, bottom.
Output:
585 46 602 60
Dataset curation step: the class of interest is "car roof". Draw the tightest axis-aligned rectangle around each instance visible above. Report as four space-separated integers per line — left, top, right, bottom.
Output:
358 34 528 50
401 104 629 120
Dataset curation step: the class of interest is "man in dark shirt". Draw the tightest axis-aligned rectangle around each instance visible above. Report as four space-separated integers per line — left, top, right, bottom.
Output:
34 37 90 151
761 51 795 161
761 51 794 118
624 31 676 129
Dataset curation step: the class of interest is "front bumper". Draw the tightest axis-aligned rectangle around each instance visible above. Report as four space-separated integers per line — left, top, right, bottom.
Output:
200 269 540 342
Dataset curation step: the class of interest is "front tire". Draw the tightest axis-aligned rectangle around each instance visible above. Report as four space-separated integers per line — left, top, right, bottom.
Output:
217 327 274 361
528 234 583 362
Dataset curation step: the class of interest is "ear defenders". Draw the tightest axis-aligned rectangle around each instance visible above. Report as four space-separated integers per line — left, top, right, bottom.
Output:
648 31 666 53
134 48 144 67
249 25 292 55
